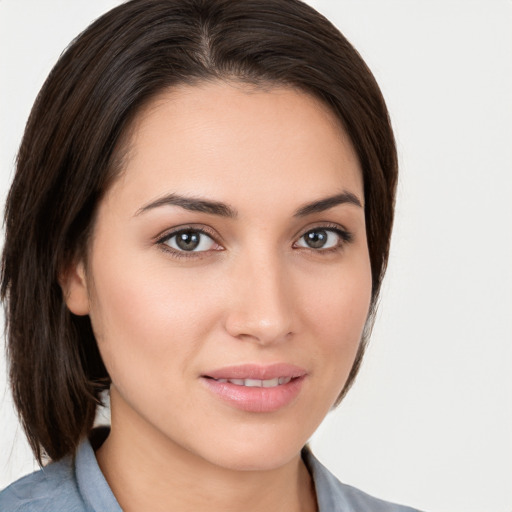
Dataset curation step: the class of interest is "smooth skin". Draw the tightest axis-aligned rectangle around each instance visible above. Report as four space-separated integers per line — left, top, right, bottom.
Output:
62 81 372 512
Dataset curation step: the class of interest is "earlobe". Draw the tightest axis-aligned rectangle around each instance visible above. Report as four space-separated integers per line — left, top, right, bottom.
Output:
59 261 90 316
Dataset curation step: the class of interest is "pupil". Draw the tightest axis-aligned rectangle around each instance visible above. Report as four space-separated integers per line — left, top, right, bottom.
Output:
306 230 327 249
176 231 200 251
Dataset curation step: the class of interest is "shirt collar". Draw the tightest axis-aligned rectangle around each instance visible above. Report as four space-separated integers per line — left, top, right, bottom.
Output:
302 444 352 512
75 428 122 512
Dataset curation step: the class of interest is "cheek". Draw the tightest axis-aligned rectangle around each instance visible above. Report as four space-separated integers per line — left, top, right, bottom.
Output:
305 252 371 333
300 253 372 388
86 253 222 395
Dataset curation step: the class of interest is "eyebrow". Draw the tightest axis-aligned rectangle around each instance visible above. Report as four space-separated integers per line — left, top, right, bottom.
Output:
135 190 362 218
135 194 237 218
294 191 362 216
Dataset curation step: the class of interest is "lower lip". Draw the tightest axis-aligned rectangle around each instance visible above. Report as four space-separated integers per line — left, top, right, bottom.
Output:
201 376 306 413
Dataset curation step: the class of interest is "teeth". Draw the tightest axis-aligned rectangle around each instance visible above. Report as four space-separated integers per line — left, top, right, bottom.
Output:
216 377 293 387
244 378 262 387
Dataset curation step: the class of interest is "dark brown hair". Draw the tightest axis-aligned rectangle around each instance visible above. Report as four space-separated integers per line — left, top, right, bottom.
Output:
1 0 397 463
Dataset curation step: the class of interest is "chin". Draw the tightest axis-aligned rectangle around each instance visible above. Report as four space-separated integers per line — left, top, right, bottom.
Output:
192 426 309 472
208 448 302 472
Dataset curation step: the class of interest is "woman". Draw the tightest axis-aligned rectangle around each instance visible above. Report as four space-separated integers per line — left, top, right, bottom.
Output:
0 0 422 510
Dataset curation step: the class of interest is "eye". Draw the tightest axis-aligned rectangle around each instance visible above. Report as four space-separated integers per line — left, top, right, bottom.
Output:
161 229 218 252
295 227 350 250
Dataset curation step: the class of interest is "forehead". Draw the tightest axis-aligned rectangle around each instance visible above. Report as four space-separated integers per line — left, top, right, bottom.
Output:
106 81 363 213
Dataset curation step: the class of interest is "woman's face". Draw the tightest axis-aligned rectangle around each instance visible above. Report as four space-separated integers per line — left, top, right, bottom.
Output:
66 81 372 471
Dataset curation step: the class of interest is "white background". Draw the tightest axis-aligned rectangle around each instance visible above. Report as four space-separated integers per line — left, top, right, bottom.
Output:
1 1 511 511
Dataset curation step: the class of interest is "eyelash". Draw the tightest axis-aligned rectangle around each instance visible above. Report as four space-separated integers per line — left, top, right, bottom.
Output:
293 224 353 253
156 226 221 259
156 223 353 259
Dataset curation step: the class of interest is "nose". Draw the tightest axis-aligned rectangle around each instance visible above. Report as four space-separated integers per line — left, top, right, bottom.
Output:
223 251 296 346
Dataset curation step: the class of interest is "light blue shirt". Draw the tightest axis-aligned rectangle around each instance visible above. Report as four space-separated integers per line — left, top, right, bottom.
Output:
0 432 423 511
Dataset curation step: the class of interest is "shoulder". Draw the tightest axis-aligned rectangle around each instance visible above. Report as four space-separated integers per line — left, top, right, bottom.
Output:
0 456 86 512
0 430 121 512
303 447 425 512
325 480 424 512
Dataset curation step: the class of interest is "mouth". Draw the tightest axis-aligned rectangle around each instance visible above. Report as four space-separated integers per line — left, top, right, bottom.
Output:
201 364 307 413
205 376 294 387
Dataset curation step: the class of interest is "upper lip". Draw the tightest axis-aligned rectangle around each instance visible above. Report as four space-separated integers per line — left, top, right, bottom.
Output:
202 363 307 380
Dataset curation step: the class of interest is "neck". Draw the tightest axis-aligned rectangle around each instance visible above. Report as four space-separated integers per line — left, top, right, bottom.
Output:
95 394 317 512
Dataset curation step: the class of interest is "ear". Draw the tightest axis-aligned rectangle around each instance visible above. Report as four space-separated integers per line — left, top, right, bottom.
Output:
59 260 90 316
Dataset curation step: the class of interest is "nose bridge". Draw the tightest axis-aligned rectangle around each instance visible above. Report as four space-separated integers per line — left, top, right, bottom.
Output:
225 245 294 344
